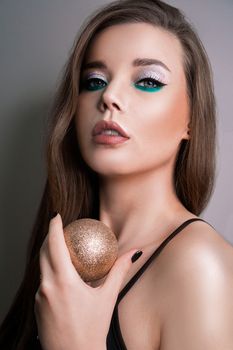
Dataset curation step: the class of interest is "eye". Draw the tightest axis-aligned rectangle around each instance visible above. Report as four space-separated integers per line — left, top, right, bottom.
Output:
80 77 107 91
135 77 166 92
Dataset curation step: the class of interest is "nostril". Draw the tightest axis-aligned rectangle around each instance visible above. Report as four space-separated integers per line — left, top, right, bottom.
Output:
112 102 120 110
102 101 120 111
108 102 120 111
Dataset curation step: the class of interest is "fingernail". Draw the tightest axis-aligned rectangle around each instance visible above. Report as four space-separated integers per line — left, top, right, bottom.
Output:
131 250 143 263
51 211 58 219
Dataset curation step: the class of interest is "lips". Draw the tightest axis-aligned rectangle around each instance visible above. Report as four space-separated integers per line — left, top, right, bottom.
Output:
92 120 130 138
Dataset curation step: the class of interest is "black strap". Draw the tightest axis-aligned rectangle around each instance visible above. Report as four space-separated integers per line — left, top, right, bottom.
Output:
117 218 207 303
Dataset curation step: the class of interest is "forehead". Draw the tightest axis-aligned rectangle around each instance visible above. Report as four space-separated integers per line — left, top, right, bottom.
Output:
84 22 184 75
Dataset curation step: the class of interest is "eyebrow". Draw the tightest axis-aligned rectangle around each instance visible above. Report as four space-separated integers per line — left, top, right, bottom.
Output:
82 58 171 72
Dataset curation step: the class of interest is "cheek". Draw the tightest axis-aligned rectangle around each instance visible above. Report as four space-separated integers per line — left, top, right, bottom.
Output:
75 96 93 143
135 88 189 148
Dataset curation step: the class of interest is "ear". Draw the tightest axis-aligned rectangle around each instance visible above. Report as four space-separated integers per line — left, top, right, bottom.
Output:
182 122 191 140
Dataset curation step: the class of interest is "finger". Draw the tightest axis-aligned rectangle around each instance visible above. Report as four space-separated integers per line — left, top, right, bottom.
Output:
38 234 52 280
103 249 143 299
40 213 80 279
39 235 55 281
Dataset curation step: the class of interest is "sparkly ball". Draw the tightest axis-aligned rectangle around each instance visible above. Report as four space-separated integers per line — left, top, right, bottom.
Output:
63 218 118 282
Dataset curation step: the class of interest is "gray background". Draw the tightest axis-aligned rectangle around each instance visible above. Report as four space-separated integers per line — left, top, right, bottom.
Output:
0 0 232 322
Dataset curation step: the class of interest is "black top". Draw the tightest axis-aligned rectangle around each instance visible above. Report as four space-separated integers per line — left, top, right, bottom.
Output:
106 217 208 349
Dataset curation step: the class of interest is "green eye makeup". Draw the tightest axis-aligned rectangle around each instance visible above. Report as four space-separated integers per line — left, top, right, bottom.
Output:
80 70 167 92
134 69 167 92
133 77 165 92
80 73 107 91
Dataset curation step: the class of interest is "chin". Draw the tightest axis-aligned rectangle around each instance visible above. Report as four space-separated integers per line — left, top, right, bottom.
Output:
84 158 131 176
81 148 129 171
91 164 130 177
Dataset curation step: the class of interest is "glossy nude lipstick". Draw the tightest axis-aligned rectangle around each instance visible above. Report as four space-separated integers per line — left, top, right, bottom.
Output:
92 120 130 145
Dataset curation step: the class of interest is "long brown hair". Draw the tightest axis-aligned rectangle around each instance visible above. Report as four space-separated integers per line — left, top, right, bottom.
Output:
0 0 216 348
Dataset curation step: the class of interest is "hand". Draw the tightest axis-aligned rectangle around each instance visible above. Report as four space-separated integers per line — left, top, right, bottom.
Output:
34 213 142 350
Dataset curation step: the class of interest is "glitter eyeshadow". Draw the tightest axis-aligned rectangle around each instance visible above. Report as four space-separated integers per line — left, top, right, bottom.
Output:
137 68 169 85
85 72 106 80
64 218 118 282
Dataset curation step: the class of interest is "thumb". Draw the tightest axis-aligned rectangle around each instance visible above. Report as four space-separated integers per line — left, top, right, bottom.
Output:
104 249 143 298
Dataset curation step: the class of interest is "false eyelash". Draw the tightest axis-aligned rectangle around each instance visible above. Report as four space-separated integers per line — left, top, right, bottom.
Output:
82 73 107 84
80 72 167 89
136 72 167 85
82 76 165 86
80 77 106 90
136 77 166 87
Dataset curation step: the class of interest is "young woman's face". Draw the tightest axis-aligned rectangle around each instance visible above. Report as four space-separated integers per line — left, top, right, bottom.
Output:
75 22 190 177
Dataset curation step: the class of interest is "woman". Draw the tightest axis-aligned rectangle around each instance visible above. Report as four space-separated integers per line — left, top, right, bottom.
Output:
1 0 233 349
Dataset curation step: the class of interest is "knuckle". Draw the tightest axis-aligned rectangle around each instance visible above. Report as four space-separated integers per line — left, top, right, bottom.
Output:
38 281 53 298
43 274 75 293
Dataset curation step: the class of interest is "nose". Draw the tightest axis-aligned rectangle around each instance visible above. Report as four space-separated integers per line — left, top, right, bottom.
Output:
98 82 126 113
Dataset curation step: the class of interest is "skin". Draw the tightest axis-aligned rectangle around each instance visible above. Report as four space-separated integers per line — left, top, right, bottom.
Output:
75 22 193 253
35 23 233 350
35 213 139 350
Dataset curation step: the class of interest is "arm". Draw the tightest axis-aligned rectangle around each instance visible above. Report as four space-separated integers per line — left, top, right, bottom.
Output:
159 230 233 350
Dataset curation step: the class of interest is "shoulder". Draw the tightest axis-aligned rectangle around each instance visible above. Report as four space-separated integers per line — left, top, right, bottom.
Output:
157 219 233 349
164 219 233 277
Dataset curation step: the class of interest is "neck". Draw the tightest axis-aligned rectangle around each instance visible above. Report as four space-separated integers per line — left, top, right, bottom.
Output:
98 167 191 252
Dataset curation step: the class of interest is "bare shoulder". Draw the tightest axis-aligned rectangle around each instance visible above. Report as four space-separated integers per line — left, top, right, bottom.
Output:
157 220 233 350
158 219 233 276
163 219 233 304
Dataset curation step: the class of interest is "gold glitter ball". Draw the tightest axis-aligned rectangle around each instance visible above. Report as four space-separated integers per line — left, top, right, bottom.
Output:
64 218 118 282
